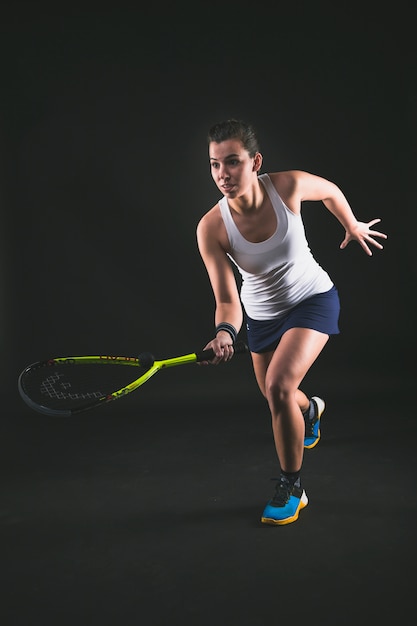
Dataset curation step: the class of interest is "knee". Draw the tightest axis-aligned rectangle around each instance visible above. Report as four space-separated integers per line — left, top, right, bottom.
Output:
264 374 290 409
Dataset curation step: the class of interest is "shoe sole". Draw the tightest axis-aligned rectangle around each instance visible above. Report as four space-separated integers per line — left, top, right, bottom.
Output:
261 491 309 526
304 396 325 449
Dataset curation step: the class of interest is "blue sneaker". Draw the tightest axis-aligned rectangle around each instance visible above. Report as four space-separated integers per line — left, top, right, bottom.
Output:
304 396 325 449
261 477 308 526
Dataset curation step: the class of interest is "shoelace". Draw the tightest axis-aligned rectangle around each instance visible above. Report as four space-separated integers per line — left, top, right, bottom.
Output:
270 477 293 507
304 415 318 437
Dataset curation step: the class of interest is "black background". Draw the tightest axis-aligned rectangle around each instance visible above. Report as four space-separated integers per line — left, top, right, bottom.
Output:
1 6 415 403
0 6 416 625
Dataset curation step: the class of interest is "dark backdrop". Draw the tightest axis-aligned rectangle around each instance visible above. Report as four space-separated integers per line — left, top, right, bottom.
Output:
1 6 415 411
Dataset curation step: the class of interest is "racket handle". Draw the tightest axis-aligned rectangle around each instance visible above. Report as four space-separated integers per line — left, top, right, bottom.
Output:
196 340 249 362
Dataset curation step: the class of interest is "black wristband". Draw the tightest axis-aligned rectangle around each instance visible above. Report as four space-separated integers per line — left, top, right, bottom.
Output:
215 323 237 343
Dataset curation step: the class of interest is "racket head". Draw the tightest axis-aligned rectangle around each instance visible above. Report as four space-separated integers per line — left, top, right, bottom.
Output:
18 355 157 417
17 341 249 417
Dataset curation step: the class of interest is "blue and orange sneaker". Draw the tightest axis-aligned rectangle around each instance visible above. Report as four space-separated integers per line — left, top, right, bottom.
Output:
261 477 308 525
303 396 325 449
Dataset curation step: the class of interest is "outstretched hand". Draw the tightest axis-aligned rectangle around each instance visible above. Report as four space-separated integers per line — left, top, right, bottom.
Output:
340 219 387 256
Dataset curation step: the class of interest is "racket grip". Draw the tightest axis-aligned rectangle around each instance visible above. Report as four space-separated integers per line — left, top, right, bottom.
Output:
196 340 249 362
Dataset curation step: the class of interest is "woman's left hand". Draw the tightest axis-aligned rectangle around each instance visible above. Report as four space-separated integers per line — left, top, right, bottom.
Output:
340 218 387 256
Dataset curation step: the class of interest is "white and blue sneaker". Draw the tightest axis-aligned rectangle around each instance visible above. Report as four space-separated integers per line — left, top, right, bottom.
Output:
261 477 308 526
303 396 325 449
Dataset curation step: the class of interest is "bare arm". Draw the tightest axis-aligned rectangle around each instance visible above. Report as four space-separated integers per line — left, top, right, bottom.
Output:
196 209 243 362
274 170 388 257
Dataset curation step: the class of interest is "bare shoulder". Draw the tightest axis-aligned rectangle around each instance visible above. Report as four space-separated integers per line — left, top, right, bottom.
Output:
267 170 307 194
267 170 305 211
197 203 222 236
267 170 337 206
197 203 230 253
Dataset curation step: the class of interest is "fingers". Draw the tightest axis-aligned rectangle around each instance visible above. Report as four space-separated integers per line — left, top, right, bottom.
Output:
369 230 387 240
367 218 387 240
367 235 384 249
341 219 387 256
360 242 373 256
365 229 386 254
208 343 235 365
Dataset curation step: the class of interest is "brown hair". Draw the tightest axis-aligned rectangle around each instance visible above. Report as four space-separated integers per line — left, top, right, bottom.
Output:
207 119 260 158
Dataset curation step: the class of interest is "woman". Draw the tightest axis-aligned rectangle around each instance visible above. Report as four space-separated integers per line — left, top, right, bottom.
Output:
196 119 387 525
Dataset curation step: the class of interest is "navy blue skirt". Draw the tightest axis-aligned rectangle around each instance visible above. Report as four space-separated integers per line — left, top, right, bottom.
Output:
245 286 341 353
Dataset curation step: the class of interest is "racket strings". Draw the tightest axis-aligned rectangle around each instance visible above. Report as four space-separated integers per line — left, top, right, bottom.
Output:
19 362 148 412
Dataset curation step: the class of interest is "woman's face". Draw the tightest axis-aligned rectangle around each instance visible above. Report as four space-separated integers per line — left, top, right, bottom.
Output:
209 138 259 199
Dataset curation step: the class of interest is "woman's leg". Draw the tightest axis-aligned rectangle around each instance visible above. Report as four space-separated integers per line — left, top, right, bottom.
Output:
251 327 329 472
251 351 310 414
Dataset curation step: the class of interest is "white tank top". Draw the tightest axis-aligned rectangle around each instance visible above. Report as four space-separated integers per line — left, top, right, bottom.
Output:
218 173 334 320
